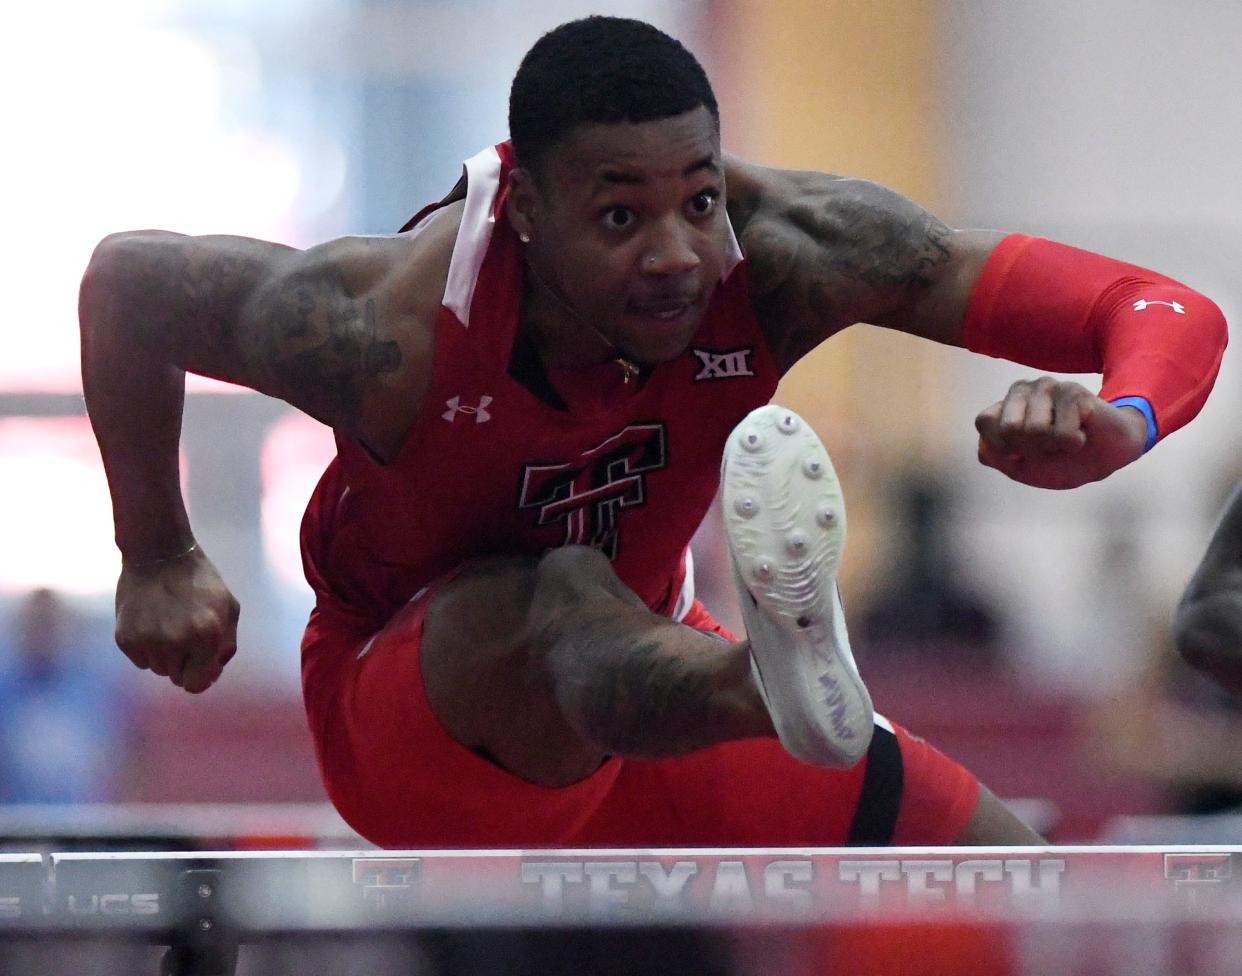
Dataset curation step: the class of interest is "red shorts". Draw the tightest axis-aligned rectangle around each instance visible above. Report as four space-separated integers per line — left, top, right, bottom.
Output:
301 584 979 849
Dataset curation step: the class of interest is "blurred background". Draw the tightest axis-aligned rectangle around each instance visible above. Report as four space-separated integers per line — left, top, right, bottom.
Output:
2 0 1240 847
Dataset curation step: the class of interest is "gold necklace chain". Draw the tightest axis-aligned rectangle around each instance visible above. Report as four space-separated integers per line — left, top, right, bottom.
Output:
523 259 642 382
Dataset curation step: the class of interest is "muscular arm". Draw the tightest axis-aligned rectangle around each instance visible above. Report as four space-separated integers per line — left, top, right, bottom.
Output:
79 225 446 560
78 218 454 692
725 158 1002 371
1175 482 1242 695
724 157 1218 490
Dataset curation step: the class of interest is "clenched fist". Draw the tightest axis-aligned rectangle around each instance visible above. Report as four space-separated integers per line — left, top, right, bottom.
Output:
975 377 1148 489
115 544 239 694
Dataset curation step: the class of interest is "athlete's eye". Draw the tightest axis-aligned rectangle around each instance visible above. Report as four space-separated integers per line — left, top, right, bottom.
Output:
688 190 720 217
601 206 636 230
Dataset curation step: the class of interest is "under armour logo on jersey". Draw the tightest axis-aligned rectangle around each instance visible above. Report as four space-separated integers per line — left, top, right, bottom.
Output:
693 347 756 381
443 395 493 423
1133 299 1185 314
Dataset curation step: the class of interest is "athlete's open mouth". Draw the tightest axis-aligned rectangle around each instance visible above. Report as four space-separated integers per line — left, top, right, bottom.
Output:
648 306 689 320
626 295 700 320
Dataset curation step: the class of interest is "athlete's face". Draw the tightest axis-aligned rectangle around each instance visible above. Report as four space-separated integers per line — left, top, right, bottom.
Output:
511 107 727 364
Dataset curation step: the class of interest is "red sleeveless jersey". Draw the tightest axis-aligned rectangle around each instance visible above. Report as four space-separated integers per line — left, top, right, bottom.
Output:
300 143 779 630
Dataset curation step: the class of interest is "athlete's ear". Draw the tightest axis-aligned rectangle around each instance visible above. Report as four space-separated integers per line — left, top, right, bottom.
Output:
506 167 539 243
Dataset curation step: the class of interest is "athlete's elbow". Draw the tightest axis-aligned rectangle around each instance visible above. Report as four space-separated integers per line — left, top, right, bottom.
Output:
79 241 124 332
80 232 179 328
1201 293 1229 359
86 230 182 278
81 233 142 305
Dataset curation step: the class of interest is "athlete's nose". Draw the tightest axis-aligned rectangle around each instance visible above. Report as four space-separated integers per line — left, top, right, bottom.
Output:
640 216 701 276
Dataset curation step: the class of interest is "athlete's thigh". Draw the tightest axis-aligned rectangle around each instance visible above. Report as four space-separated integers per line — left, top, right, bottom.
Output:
417 554 616 788
303 577 622 849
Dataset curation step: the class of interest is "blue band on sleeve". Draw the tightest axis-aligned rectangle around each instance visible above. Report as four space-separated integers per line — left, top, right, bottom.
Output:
1109 396 1158 453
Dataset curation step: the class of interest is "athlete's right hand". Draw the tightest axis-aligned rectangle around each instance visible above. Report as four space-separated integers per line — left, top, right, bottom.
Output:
115 544 239 694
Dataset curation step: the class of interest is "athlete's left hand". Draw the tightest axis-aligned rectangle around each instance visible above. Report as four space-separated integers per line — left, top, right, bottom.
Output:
974 377 1147 490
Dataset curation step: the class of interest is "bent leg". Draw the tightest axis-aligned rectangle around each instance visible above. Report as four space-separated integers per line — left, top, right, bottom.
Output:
304 565 1039 848
570 716 1042 848
420 547 774 788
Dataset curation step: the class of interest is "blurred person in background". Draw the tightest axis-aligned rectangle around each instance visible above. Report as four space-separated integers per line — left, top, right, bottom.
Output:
77 16 1225 850
1175 479 1242 696
859 469 1005 670
0 588 131 803
1095 622 1242 820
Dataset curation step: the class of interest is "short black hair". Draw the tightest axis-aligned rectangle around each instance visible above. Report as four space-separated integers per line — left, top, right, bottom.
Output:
509 16 719 174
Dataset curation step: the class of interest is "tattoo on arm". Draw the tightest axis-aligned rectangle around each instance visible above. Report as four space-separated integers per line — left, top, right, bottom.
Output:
114 234 404 431
742 180 955 367
246 264 403 428
788 195 952 291
742 218 843 368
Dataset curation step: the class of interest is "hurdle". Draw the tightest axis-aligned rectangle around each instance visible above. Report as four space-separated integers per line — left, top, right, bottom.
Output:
2 845 1240 975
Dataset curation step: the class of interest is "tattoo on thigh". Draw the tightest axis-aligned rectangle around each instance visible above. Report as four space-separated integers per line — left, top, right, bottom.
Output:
581 639 716 754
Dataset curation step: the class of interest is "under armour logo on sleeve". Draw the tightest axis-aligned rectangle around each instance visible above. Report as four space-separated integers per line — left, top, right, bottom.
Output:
443 395 493 423
1133 299 1185 314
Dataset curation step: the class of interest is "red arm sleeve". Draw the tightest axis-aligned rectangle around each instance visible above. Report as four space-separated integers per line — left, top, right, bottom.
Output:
962 234 1228 449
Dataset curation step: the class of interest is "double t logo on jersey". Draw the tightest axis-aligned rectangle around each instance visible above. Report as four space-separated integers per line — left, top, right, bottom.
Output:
518 424 667 558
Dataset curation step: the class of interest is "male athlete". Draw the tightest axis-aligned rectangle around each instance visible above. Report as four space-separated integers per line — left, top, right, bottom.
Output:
79 17 1226 848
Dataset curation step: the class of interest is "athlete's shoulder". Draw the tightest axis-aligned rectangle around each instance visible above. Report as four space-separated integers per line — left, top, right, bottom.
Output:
386 200 465 306
291 199 464 317
724 155 892 243
305 202 466 462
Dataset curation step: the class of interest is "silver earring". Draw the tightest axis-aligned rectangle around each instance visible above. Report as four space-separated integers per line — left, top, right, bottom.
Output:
519 232 531 243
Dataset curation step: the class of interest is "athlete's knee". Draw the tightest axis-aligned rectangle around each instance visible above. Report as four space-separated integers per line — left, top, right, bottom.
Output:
533 545 645 617
536 544 615 586
422 554 611 786
422 556 540 702
428 556 538 634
